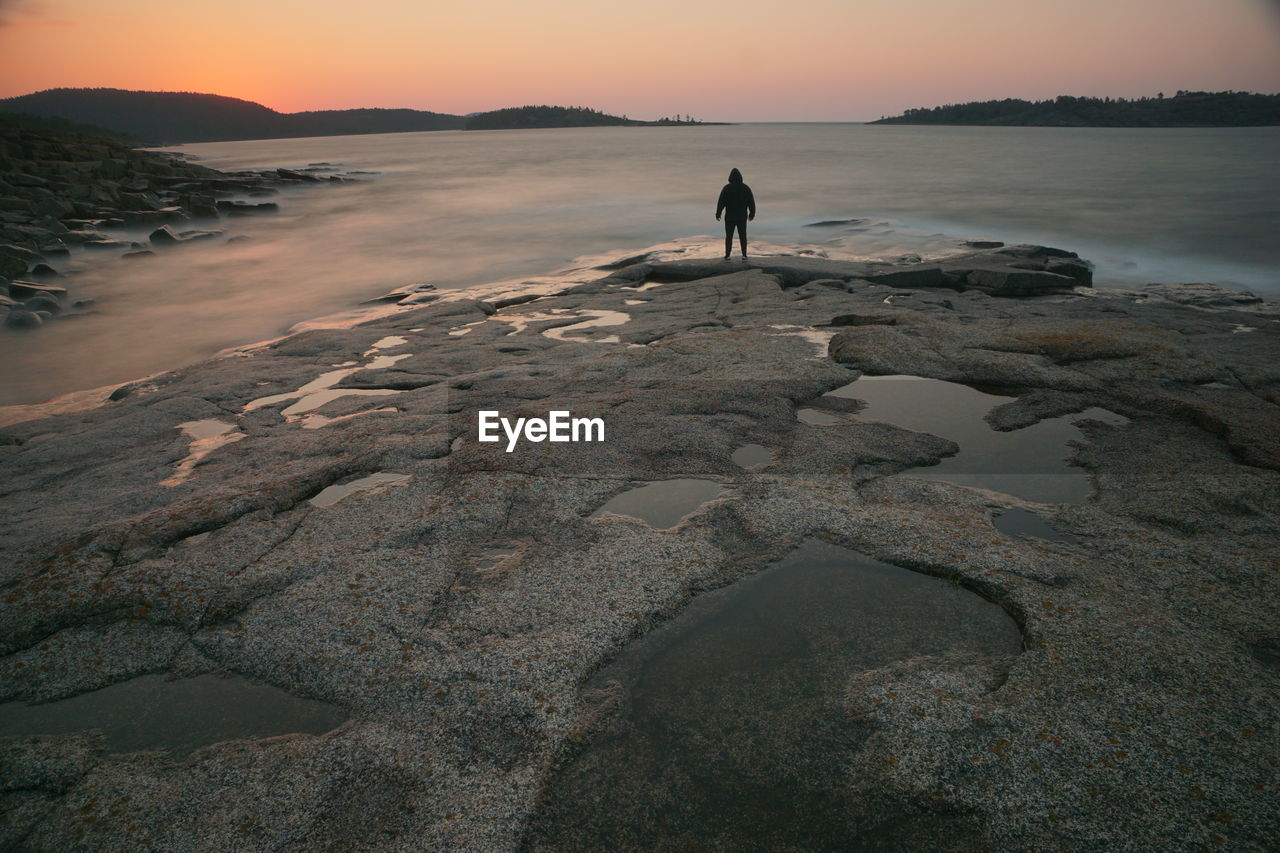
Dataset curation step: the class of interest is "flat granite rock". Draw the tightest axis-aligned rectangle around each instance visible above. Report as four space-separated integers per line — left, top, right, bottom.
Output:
0 244 1276 851
638 245 1088 296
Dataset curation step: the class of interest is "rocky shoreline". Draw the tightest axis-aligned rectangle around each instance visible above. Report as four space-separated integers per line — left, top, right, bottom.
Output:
0 241 1277 850
0 122 364 330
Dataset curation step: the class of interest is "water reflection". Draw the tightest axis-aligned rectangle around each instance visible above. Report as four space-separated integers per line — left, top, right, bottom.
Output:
828 375 1127 503
529 538 1021 851
0 673 346 756
589 479 724 529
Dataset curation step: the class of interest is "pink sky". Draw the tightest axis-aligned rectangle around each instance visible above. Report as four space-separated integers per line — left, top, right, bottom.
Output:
1 0 1278 121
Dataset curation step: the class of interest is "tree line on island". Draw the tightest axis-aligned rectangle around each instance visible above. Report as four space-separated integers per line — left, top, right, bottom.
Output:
0 89 715 145
872 91 1280 127
464 105 706 130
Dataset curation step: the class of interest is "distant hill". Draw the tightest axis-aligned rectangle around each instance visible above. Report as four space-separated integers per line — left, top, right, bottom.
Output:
0 89 465 144
0 111 146 145
872 91 1280 127
464 105 712 130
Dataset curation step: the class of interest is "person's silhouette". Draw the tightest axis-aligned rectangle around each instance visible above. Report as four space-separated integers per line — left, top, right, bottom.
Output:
715 167 755 260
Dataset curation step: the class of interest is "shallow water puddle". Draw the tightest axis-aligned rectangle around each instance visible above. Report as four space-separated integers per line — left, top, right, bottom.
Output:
298 407 398 430
161 419 245 486
542 310 630 343
796 406 841 425
364 335 408 353
495 309 630 343
993 507 1077 543
827 375 1128 503
245 365 402 418
365 352 411 370
0 673 346 757
529 538 1021 851
589 479 723 529
279 388 400 417
310 472 410 507
448 321 486 337
731 443 774 468
491 309 575 336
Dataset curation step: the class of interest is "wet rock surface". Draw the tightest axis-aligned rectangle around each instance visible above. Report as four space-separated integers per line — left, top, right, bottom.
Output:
0 245 1277 850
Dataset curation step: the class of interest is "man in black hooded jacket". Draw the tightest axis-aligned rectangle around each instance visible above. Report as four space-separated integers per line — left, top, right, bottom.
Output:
715 167 756 260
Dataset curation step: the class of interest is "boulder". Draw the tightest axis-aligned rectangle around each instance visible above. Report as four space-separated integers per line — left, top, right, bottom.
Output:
863 267 946 289
8 280 66 299
216 200 279 216
1045 257 1093 286
829 313 900 326
177 229 222 242
23 294 61 315
37 240 68 258
276 168 319 182
994 244 1079 259
150 225 181 245
4 310 42 329
963 240 1004 249
29 263 59 278
964 268 1078 296
0 243 42 278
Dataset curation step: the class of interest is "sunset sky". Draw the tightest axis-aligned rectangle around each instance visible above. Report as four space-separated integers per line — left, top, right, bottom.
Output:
2 0 1278 121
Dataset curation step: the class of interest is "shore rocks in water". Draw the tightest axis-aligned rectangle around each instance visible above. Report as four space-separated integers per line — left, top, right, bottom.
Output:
215 200 280 216
0 122 364 333
7 281 66 300
0 244 43 279
3 309 42 328
149 225 225 247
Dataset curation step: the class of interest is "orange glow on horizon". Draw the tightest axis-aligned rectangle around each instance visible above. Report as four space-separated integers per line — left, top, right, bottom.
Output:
1 0 1278 121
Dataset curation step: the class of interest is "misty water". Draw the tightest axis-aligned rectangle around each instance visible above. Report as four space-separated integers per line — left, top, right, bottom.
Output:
2 123 1277 407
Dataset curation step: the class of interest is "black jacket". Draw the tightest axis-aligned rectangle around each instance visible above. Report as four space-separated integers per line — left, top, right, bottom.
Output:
716 169 755 221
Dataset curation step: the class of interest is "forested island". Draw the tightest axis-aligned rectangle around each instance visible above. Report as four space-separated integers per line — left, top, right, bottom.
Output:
872 90 1280 127
0 89 714 143
464 105 712 130
0 89 465 144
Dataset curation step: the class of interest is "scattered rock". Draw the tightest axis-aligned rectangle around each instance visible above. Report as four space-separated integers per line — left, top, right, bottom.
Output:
7 280 65 300
149 225 181 245
3 309 42 328
22 294 61 315
0 243 42 278
964 268 1079 295
216 200 280 216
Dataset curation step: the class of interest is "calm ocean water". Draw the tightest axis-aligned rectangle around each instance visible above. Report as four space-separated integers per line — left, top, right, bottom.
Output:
2 123 1277 407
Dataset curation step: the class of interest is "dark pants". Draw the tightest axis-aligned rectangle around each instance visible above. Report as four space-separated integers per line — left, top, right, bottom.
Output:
724 217 747 257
